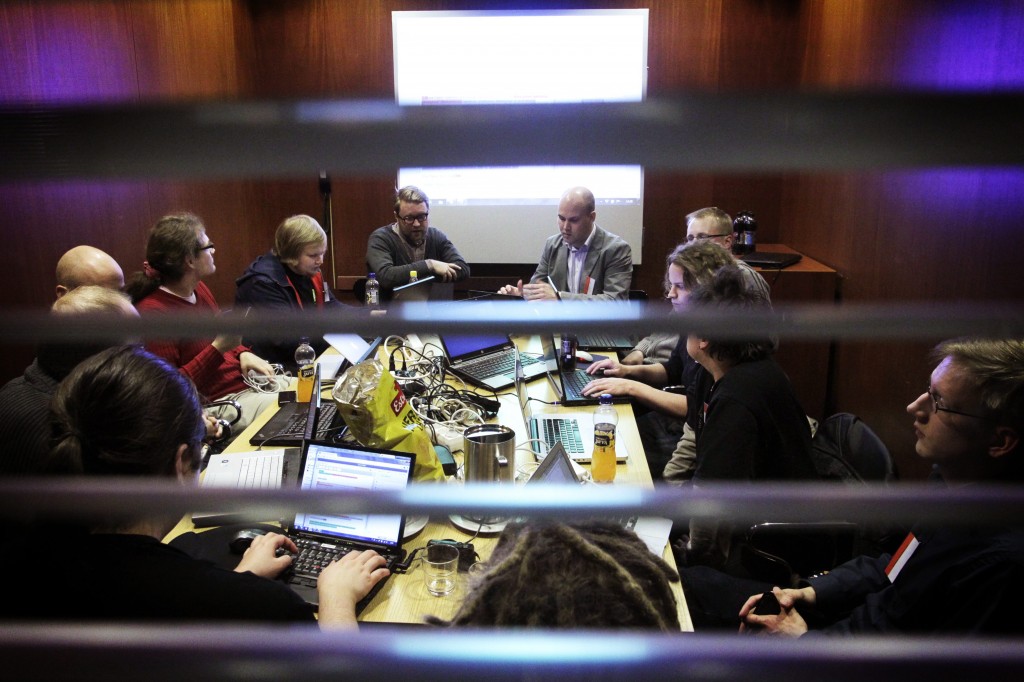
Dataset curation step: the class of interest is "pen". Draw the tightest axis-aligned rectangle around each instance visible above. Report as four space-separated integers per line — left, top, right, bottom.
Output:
546 276 562 301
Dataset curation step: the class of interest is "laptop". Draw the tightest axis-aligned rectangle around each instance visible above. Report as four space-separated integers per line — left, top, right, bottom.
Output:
542 335 630 407
740 251 802 269
577 332 636 351
320 335 384 381
523 440 670 557
249 364 347 447
462 290 524 302
280 439 415 611
440 333 547 390
391 275 455 303
514 348 627 464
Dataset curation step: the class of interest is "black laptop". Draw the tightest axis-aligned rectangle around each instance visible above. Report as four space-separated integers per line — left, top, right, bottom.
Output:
250 364 346 446
740 251 802 269
577 332 636 351
391 275 455 303
542 335 630 407
280 439 415 612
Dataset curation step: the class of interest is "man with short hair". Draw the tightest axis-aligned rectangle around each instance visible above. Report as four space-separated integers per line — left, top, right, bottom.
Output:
683 207 770 302
365 185 470 295
54 245 124 299
0 286 137 475
684 338 1024 635
499 186 633 301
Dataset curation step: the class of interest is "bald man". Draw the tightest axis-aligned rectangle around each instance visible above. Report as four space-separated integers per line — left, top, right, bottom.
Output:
0 286 137 475
499 186 633 301
55 245 125 299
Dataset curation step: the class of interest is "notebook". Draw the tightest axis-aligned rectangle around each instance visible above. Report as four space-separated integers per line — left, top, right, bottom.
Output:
280 439 415 611
740 251 802 269
543 335 630 407
391 276 455 303
515 348 627 464
440 334 547 390
524 440 670 557
193 446 305 527
249 365 347 446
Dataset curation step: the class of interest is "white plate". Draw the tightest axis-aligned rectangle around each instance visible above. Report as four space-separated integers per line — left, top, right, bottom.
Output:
403 515 428 539
449 513 508 535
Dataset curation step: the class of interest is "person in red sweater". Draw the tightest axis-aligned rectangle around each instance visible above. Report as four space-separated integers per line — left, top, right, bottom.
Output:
125 212 277 431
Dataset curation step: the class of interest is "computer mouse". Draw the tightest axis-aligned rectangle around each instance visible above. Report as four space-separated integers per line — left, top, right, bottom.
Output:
229 527 269 555
575 350 594 363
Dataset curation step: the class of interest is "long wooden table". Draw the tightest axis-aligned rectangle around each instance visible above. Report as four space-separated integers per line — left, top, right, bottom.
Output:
166 339 692 631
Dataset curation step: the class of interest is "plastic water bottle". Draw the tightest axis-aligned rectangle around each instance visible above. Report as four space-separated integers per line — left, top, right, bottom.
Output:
365 272 380 308
409 269 419 283
592 394 618 483
294 337 316 402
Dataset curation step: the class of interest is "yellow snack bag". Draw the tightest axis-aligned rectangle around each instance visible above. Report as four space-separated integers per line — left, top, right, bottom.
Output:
332 359 445 482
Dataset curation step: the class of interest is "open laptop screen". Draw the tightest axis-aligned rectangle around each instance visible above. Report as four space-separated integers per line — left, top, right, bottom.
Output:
442 334 510 359
293 442 414 548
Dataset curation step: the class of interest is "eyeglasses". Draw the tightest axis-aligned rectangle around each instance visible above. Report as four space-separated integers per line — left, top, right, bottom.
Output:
924 386 990 420
198 242 215 252
397 213 428 225
685 232 731 243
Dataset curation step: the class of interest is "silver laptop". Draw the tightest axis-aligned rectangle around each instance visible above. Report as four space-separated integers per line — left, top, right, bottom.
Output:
441 334 546 390
514 348 627 464
524 440 671 557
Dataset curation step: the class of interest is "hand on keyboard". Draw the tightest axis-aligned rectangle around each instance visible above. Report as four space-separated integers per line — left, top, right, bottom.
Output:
317 550 391 628
233 532 298 580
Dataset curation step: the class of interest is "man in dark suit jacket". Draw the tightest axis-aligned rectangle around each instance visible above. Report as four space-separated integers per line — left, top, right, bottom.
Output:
499 186 633 301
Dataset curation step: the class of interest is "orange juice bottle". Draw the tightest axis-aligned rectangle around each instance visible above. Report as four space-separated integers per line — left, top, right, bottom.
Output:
294 337 316 402
591 394 617 483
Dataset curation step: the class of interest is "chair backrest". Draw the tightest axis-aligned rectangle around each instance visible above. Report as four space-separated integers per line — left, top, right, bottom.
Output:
627 289 648 301
811 412 896 483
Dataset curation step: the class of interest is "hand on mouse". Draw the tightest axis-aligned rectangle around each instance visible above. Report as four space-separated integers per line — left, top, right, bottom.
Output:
233 532 298 579
317 550 391 629
586 357 621 376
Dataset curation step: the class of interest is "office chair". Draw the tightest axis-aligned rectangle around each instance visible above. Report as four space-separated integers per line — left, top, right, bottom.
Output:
740 413 898 586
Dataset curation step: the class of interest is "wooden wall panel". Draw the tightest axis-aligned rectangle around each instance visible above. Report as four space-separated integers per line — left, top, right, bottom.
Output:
0 1 137 103
129 0 246 100
779 0 1024 479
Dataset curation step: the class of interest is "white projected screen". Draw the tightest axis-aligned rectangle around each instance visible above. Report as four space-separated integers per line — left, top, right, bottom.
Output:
392 10 648 264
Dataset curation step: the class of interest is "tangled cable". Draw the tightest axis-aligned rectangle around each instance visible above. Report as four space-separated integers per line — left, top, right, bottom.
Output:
243 364 291 393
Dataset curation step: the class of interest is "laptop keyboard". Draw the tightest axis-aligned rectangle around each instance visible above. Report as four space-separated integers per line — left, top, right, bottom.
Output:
313 403 340 439
458 350 540 379
561 369 593 400
577 333 632 349
287 538 353 581
539 417 585 455
276 402 340 440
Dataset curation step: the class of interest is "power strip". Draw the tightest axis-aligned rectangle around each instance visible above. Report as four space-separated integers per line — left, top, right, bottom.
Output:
430 423 465 452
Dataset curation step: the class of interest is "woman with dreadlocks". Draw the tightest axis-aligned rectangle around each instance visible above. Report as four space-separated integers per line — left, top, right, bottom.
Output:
428 520 681 629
